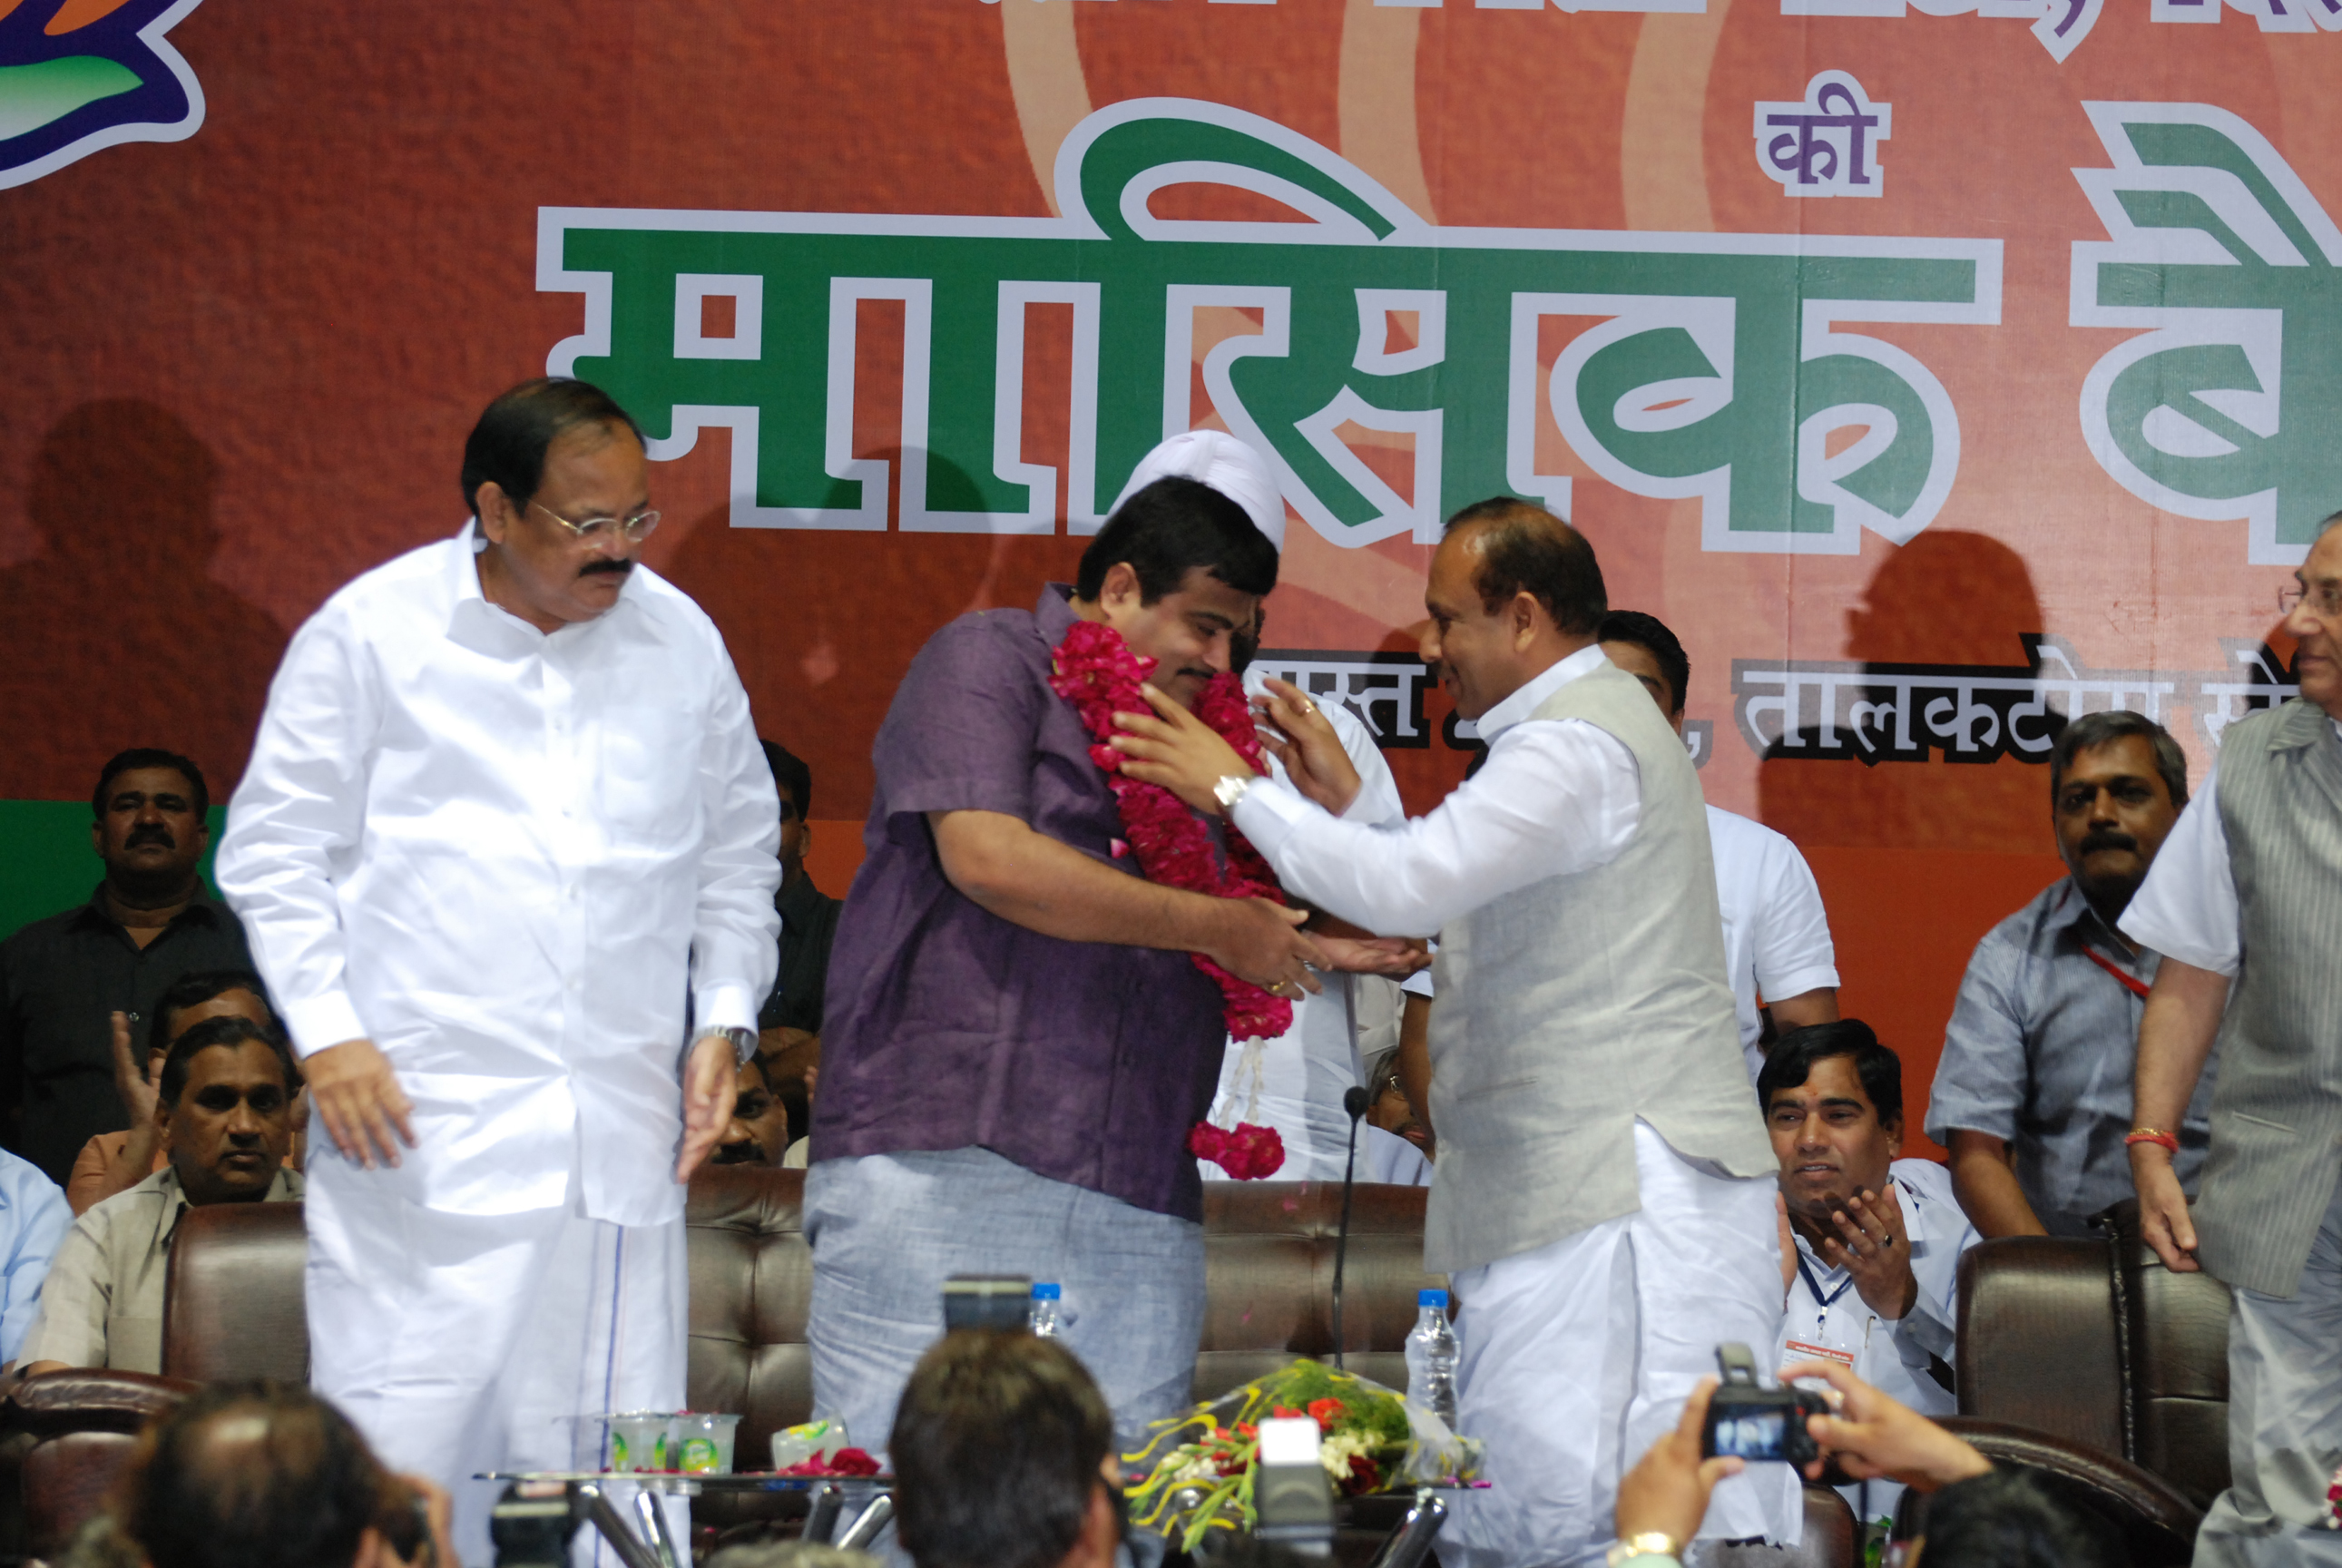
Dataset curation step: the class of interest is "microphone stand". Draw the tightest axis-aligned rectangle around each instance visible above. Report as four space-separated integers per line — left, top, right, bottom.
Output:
1332 1084 1370 1372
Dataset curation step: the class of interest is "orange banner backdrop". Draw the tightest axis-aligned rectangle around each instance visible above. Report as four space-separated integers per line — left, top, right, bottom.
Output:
6 0 2338 1148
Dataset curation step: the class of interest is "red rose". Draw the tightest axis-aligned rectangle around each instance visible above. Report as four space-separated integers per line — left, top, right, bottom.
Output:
1343 1454 1381 1496
1308 1398 1345 1425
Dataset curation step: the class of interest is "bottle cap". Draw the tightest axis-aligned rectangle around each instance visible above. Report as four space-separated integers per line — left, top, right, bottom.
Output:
1032 1282 1062 1300
1418 1288 1448 1308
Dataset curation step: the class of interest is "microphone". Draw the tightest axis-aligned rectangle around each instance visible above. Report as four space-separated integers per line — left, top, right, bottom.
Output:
1332 1084 1371 1372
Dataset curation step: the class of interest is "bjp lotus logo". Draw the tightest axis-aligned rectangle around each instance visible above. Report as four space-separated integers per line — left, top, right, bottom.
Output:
0 0 202 191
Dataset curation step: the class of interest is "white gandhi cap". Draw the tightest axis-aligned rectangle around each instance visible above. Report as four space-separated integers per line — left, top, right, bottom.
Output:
1106 430 1287 552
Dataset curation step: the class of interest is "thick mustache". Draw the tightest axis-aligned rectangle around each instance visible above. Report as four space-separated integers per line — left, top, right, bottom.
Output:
2079 830 2138 857
125 826 175 849
579 558 635 579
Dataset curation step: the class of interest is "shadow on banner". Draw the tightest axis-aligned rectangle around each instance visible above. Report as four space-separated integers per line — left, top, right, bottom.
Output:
0 400 286 803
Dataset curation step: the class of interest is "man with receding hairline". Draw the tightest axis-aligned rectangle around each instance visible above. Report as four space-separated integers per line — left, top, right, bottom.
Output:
1115 498 1793 1565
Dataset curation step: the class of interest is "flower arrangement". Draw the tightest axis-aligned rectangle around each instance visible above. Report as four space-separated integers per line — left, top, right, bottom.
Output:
1050 618 1293 1178
1122 1362 1418 1553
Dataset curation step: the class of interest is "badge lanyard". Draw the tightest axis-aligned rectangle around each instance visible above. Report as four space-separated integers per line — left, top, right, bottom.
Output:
1795 1252 1858 1336
2082 945 2151 1001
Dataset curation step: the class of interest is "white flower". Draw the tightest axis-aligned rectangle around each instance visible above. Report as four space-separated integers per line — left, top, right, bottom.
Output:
1318 1429 1378 1482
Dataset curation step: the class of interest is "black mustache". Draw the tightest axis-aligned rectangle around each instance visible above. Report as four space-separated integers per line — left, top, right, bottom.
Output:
710 1141 765 1165
125 825 176 849
579 558 635 579
2078 830 2138 858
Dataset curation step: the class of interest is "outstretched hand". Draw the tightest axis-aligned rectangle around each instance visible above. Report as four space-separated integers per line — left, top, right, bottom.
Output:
108 1010 162 1132
1251 679 1362 816
1783 1359 1990 1491
1109 685 1252 813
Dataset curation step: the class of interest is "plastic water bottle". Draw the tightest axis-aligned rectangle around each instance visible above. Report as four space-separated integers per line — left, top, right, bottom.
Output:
1405 1288 1458 1426
1029 1282 1063 1338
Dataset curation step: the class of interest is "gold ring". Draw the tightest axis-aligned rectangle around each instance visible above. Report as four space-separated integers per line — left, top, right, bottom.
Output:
1297 701 1318 716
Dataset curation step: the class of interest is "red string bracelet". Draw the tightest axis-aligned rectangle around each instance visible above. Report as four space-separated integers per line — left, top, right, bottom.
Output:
2126 1128 2180 1154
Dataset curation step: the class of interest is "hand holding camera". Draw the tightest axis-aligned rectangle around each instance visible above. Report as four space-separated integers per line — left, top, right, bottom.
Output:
1780 1358 1991 1492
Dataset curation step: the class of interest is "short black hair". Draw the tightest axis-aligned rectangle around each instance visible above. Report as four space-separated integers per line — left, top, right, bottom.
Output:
113 1379 407 1568
158 1016 296 1110
1758 1020 1903 1130
1915 1466 2120 1568
93 749 208 819
891 1332 1114 1568
762 740 812 819
2049 710 2188 811
1597 610 1690 714
1075 476 1278 603
148 970 274 1063
460 377 643 517
1444 499 1607 636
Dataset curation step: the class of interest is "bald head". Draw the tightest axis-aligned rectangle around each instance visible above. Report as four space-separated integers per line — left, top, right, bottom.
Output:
116 1381 405 1568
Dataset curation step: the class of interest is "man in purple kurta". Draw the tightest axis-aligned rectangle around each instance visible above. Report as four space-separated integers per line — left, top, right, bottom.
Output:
807 471 1319 1450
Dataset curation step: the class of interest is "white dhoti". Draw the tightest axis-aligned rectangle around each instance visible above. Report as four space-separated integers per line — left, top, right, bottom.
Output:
304 1144 690 1568
1447 1122 1799 1568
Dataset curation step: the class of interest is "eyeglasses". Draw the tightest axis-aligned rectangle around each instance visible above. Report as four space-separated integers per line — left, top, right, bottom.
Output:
2278 582 2342 618
529 499 662 544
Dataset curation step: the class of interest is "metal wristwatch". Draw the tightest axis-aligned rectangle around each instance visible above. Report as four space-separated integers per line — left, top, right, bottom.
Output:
1604 1534 1681 1566
694 1024 758 1065
1211 774 1254 812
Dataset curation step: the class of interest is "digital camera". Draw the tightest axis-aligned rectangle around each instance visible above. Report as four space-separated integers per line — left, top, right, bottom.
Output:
1699 1343 1828 1466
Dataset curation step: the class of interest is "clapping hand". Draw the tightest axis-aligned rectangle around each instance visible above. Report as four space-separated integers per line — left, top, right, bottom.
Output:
1250 679 1362 816
1819 1181 1917 1320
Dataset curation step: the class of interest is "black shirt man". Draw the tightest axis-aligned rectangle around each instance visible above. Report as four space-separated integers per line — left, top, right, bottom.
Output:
0 750 254 1183
756 740 842 1146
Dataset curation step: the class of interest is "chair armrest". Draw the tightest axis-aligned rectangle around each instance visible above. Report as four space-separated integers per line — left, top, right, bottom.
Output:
2 1369 199 1437
1929 1416 2201 1565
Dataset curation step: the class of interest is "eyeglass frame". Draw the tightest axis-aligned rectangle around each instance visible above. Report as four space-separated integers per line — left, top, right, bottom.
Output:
527 497 663 544
2278 581 2342 619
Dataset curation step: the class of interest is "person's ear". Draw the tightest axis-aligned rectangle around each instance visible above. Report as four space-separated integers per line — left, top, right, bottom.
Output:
1886 1116 1905 1158
475 482 515 544
154 1095 174 1139
1068 1482 1120 1568
1509 590 1539 651
1097 562 1142 617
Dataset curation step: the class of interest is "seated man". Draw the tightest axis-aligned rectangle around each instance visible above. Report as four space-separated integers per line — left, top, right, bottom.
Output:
1925 710 2205 1237
1599 611 1839 1073
18 1015 302 1376
1762 1020 1977 1527
0 749 255 1185
95 1378 449 1568
758 740 843 1148
713 1053 797 1168
890 1330 1120 1568
68 968 277 1214
0 1146 70 1366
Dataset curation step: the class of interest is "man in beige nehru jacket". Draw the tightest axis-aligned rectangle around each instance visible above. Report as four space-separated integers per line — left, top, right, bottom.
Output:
1113 499 1790 1568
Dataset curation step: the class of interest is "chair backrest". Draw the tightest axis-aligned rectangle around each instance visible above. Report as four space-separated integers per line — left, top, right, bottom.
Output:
2103 1200 2232 1509
1192 1181 1442 1403
161 1201 311 1384
1955 1237 2124 1457
2 1369 194 1561
681 1170 1446 1466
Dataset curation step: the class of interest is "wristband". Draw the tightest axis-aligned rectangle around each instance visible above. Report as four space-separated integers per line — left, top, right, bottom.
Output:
2125 1127 2180 1155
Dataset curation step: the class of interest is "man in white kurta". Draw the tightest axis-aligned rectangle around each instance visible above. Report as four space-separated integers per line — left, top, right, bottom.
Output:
1112 502 1795 1568
216 379 779 1563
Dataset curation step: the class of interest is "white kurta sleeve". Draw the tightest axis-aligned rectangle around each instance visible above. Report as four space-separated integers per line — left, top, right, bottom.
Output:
1229 720 1640 937
215 607 379 1057
1751 835 1838 1002
2119 766 2240 976
686 643 783 1035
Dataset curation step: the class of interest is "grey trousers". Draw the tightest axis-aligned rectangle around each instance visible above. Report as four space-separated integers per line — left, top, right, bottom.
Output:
2198 1173 2342 1566
805 1149 1207 1458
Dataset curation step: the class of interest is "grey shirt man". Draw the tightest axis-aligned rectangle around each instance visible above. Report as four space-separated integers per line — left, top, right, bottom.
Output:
15 1163 303 1374
1926 877 2215 1236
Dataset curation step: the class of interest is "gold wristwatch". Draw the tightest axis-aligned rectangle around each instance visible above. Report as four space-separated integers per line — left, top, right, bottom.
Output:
1604 1534 1681 1565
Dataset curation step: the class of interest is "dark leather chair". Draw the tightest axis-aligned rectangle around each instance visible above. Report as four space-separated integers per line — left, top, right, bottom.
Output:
1684 1485 1857 1566
162 1200 310 1384
0 1370 193 1561
1953 1204 2235 1553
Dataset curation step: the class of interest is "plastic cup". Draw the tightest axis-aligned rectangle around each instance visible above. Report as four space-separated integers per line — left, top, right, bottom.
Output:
677 1412 742 1475
770 1416 850 1473
608 1412 676 1473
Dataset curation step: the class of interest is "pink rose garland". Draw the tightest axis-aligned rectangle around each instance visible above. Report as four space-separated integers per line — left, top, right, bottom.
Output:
1049 619 1289 1179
